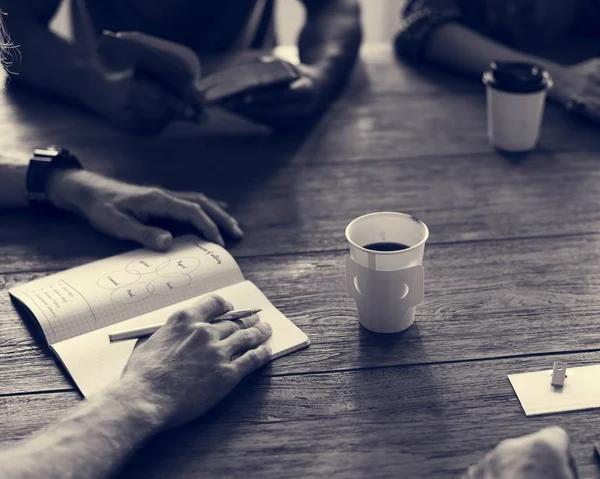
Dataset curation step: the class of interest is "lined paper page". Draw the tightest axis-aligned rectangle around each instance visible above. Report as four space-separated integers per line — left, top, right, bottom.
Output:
9 236 244 344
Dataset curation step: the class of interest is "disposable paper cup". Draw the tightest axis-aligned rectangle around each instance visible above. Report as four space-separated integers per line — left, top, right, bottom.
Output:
486 87 548 152
483 62 552 153
345 212 429 333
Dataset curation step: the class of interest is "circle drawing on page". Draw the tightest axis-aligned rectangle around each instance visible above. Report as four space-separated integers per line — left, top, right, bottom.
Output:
156 257 200 278
126 256 170 275
147 275 191 296
111 282 152 304
97 270 141 290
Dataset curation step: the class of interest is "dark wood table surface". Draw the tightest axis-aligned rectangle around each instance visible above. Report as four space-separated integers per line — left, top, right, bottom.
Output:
2 44 600 478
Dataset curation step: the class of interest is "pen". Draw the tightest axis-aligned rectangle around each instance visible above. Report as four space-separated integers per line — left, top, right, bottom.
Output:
108 308 262 343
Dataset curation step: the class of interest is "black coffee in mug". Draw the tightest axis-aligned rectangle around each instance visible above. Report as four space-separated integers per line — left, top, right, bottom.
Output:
363 242 410 252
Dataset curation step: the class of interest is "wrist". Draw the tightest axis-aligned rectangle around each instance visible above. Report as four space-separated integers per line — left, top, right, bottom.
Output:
107 376 171 433
46 169 95 213
103 377 167 436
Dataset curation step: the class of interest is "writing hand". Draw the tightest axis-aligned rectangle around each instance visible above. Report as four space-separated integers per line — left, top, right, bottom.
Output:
222 64 327 130
121 294 272 430
464 427 577 479
84 66 202 136
46 170 243 249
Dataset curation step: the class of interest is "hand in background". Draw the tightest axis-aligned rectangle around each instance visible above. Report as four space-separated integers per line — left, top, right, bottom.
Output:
464 427 577 479
84 64 202 136
223 64 327 130
83 31 206 135
121 294 272 430
552 58 600 123
46 169 243 249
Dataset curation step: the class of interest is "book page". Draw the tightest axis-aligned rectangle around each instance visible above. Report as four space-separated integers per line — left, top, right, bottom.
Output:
9 236 244 344
52 280 310 397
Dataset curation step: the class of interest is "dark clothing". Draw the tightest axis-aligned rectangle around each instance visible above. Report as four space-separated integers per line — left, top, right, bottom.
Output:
84 0 276 54
396 0 600 61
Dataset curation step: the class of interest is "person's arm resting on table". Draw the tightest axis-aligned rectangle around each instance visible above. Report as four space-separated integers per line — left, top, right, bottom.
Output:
0 159 243 249
394 0 600 122
0 1 197 134
226 0 362 128
0 295 272 479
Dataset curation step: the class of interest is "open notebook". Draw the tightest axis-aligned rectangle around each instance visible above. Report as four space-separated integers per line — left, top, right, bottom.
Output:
9 235 309 397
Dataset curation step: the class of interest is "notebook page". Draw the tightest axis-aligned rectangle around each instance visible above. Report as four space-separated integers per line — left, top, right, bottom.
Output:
52 280 310 397
9 236 244 344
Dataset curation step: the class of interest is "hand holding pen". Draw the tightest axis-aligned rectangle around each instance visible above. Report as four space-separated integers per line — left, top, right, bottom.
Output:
109 308 262 342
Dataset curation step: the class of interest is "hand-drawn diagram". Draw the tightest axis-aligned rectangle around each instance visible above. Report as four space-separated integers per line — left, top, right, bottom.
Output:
97 256 201 304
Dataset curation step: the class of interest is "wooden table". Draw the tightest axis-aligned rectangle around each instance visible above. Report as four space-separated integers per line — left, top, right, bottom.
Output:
2 44 600 478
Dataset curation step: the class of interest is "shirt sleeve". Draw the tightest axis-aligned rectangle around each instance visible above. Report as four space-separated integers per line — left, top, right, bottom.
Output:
395 0 463 62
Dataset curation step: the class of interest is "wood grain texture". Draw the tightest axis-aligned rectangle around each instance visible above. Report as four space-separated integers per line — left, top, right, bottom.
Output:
2 353 600 479
4 233 600 394
3 150 600 270
2 44 600 478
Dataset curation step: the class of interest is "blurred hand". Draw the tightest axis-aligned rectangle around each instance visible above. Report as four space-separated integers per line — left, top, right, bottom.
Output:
84 66 202 135
47 169 243 249
121 294 272 430
552 58 600 123
223 64 327 130
464 427 578 479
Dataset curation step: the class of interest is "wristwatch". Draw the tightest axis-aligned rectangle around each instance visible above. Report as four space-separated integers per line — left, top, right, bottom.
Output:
26 146 83 208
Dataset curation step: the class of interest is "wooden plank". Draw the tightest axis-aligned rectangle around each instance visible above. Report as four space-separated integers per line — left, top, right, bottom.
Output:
4 233 600 393
3 150 600 271
2 353 600 478
2 49 598 169
4 90 599 167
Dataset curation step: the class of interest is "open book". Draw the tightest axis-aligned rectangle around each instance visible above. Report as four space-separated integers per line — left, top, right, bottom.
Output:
9 236 309 397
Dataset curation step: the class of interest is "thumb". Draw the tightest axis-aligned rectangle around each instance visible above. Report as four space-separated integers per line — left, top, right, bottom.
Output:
100 210 173 250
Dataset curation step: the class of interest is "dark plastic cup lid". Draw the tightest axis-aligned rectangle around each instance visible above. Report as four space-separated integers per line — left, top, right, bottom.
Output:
483 62 552 94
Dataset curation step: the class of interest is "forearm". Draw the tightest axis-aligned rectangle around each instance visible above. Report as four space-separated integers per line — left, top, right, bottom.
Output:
0 161 90 210
0 163 28 208
298 0 362 96
0 380 163 479
423 23 570 103
1 7 107 110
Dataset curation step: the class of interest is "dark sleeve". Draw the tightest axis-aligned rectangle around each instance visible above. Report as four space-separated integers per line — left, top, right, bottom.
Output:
395 0 463 62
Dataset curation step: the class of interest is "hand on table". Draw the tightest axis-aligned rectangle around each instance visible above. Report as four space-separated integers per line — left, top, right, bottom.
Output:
552 58 600 124
121 294 272 430
464 427 578 479
222 63 327 130
46 169 243 249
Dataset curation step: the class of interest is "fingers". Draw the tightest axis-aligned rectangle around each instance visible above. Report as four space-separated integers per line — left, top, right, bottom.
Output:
169 294 233 325
95 209 173 250
233 344 272 376
197 197 243 239
134 190 225 246
212 314 260 340
222 322 272 357
168 191 242 239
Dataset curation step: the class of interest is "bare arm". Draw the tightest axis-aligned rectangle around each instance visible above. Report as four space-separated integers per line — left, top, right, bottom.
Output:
298 0 362 97
0 379 161 479
0 0 112 112
0 163 28 207
422 22 571 104
0 296 272 478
